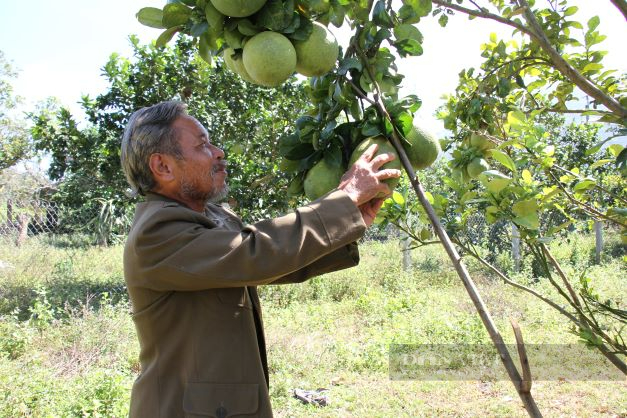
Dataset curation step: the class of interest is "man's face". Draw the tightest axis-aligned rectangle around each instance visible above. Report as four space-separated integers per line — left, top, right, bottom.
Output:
171 115 228 204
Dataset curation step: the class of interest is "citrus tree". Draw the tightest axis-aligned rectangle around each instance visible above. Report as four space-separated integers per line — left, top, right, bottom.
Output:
134 0 626 414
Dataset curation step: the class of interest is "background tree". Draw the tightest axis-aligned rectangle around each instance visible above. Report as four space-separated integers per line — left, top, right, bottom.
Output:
0 51 30 170
30 36 308 243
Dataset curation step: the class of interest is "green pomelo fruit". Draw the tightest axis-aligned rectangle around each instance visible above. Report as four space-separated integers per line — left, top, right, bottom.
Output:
304 159 344 201
402 124 440 170
470 132 495 151
293 22 339 77
243 31 297 87
209 0 266 17
467 157 490 178
223 48 256 83
349 136 402 197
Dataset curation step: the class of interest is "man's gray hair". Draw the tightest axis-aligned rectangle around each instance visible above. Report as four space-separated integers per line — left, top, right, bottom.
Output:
121 101 187 196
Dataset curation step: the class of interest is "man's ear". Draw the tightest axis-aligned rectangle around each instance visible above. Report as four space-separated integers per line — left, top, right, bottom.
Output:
148 153 176 186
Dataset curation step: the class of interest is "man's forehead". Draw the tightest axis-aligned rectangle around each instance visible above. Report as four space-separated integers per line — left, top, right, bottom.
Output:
174 115 209 138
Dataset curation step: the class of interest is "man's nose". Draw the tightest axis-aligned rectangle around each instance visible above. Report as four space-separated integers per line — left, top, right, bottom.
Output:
212 145 225 160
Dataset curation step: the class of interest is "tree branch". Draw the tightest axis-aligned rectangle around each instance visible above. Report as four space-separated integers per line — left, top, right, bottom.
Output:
609 0 627 21
516 0 627 119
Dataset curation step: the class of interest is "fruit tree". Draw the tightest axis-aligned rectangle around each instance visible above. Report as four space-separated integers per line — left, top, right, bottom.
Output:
135 0 626 414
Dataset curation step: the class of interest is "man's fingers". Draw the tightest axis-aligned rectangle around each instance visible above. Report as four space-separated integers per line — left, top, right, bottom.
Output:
376 168 402 180
359 143 379 162
370 152 397 169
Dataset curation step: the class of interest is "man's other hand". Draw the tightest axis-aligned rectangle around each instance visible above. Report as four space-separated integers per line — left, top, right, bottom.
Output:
338 143 402 207
359 198 385 227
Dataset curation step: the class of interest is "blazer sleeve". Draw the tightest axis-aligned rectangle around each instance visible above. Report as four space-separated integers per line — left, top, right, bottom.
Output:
125 189 366 291
269 242 360 285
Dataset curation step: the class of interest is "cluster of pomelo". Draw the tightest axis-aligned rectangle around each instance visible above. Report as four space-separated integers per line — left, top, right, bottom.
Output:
304 125 441 200
452 132 496 182
211 0 339 87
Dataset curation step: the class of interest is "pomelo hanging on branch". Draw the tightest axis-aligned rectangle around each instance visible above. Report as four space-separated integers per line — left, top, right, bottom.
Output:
243 31 297 87
293 21 339 77
402 124 440 170
136 1 343 88
303 158 344 200
209 0 267 18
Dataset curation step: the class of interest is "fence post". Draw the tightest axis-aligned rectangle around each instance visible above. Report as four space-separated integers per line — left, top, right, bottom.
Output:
594 221 603 264
400 229 412 272
512 223 521 271
16 213 30 247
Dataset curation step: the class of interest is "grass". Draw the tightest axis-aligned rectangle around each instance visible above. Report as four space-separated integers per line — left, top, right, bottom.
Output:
0 232 625 417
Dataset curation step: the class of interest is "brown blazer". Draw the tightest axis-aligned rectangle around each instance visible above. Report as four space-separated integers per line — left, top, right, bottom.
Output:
123 189 366 418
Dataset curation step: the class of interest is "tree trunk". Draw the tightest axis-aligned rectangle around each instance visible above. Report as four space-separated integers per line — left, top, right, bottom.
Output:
512 224 521 271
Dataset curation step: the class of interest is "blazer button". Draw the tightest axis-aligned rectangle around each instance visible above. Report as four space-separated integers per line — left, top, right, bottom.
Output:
216 405 227 418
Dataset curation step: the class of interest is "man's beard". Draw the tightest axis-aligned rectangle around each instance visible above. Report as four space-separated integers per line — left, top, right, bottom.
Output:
180 164 229 205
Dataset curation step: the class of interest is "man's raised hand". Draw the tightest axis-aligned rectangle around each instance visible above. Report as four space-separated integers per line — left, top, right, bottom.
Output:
338 143 402 207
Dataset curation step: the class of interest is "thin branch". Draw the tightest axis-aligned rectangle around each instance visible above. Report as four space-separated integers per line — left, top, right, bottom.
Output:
540 244 582 309
550 164 627 206
347 79 376 105
431 0 536 37
546 170 627 227
454 239 580 324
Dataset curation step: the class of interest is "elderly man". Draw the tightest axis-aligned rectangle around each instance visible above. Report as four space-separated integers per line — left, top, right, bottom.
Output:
121 100 400 417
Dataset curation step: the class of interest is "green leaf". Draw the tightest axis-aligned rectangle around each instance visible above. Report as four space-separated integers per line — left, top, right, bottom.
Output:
393 39 423 57
392 191 405 205
156 26 182 47
573 178 596 192
289 17 312 41
402 0 432 18
489 149 517 172
608 143 624 157
324 146 343 168
224 29 243 49
512 199 539 229
589 159 613 170
361 122 382 137
338 57 362 75
394 24 423 43
136 7 165 29
506 110 526 128
373 0 394 28
255 0 294 31
162 3 192 28
205 2 225 31
480 170 512 194
616 148 627 175
564 6 578 16
485 206 499 223
398 4 420 24
190 22 209 37
587 15 600 31
238 19 261 36
198 31 214 64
